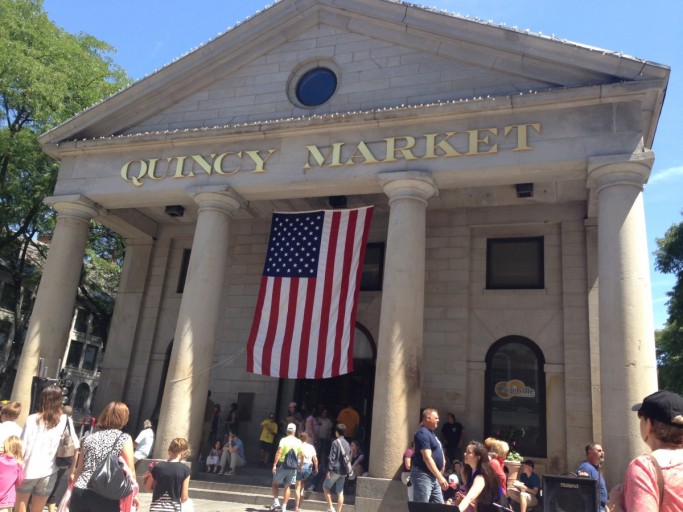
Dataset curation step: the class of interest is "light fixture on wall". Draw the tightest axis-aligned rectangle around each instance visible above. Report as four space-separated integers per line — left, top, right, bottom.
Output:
328 195 348 209
165 205 185 217
515 183 534 198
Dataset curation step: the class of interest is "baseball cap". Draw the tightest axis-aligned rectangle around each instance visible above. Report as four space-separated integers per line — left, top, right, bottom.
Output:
448 474 458 487
289 402 297 408
632 390 683 427
286 423 297 432
522 459 535 468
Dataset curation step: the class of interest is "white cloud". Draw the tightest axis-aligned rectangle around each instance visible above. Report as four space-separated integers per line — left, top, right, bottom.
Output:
650 165 683 184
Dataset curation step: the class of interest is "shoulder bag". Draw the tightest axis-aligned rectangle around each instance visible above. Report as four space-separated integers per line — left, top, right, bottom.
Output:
648 454 665 510
56 417 76 467
337 438 355 480
87 432 134 500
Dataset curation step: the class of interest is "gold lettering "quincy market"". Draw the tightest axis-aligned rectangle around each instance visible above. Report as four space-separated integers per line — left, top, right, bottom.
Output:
121 150 276 187
304 124 540 169
119 123 540 186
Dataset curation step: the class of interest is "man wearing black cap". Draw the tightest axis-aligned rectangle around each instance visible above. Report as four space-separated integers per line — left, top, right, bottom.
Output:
607 390 683 511
507 459 539 512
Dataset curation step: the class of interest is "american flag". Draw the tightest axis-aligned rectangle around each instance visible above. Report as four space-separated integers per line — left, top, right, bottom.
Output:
247 206 374 379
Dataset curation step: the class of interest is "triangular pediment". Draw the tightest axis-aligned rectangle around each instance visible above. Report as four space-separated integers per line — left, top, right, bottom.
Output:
39 0 668 148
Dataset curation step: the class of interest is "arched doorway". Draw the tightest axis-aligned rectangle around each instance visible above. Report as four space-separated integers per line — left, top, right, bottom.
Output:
74 382 91 411
484 335 546 457
290 323 376 445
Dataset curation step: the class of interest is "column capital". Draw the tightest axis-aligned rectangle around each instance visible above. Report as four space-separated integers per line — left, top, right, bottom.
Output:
44 195 99 223
189 186 242 215
587 151 655 192
378 170 438 206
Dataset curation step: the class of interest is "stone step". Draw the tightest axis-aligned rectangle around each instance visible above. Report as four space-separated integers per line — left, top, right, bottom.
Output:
138 465 355 512
137 468 356 511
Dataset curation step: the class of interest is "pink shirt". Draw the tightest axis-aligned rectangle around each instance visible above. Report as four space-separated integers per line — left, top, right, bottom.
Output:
0 454 24 508
624 448 683 512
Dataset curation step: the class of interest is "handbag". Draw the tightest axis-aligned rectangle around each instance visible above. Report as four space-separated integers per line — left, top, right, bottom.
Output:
87 432 134 500
337 439 355 480
56 418 76 467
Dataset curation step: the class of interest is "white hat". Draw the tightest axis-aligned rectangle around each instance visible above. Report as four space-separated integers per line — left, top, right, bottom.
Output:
448 474 458 488
286 423 297 432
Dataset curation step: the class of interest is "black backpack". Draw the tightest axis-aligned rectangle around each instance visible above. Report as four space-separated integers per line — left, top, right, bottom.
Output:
283 447 299 469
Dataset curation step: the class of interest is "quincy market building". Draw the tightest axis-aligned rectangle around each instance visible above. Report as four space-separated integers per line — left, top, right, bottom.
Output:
16 0 668 509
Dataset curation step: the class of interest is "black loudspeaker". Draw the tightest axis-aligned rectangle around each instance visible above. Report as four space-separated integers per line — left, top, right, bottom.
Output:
542 475 600 512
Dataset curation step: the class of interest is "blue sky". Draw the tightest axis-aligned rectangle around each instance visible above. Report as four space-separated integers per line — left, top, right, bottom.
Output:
43 0 681 328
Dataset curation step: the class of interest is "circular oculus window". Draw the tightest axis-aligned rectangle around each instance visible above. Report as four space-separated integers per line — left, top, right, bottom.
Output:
295 67 337 107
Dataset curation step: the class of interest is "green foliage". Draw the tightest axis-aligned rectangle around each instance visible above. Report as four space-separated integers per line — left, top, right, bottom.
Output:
654 217 683 394
0 0 131 388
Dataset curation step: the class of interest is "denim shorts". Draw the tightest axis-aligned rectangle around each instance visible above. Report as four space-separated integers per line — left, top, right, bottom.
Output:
17 471 59 497
273 466 297 486
297 463 312 481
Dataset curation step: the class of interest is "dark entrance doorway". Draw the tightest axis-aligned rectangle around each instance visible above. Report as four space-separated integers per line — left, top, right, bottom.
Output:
285 323 376 447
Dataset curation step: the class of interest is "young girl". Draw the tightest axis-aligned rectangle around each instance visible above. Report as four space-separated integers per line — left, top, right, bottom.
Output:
0 435 24 512
144 438 191 512
205 440 222 473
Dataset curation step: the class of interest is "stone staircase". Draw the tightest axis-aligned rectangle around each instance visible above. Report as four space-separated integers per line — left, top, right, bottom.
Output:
139 466 356 511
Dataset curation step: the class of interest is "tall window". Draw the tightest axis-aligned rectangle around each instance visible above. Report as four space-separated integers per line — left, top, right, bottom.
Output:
486 237 544 289
485 336 546 457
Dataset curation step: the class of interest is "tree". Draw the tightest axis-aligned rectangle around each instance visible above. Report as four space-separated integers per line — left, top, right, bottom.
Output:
0 0 131 393
653 217 683 395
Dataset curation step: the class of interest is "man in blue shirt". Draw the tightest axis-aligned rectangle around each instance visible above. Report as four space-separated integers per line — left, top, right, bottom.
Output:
507 458 540 512
410 408 448 502
221 431 247 475
577 442 607 512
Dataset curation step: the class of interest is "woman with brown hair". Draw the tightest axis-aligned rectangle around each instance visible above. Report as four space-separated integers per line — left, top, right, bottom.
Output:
70 401 137 512
456 442 507 512
16 385 79 512
143 438 191 512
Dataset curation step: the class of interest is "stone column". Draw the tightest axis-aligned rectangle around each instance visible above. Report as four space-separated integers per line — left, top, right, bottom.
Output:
12 195 98 421
369 171 437 478
154 187 240 458
587 151 657 486
93 238 154 416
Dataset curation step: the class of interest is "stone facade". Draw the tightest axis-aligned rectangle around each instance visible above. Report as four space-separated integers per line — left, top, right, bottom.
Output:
15 2 669 511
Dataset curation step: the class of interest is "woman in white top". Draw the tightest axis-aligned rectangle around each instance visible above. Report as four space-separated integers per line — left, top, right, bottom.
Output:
17 385 80 512
294 433 318 512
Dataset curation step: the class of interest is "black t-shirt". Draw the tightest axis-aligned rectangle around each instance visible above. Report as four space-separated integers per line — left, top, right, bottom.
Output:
441 421 464 447
151 461 191 503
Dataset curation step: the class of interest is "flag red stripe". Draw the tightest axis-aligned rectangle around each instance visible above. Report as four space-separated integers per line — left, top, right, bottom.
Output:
345 208 374 373
280 278 299 378
246 276 269 373
261 277 282 377
315 211 341 379
331 209 358 375
297 279 316 378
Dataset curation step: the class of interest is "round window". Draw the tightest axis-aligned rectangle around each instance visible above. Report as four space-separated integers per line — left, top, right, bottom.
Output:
295 67 337 107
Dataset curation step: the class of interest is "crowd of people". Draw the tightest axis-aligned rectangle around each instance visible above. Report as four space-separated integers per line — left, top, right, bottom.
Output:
0 385 189 512
408 390 683 512
3 386 679 512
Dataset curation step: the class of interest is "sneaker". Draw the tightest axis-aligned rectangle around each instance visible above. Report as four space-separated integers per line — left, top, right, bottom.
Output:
326 508 335 512
270 501 281 511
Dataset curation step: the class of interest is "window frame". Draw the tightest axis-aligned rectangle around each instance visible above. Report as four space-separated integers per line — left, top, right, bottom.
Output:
486 236 544 290
484 335 547 458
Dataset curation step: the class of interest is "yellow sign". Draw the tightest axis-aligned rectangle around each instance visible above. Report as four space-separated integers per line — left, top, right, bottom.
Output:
494 379 536 399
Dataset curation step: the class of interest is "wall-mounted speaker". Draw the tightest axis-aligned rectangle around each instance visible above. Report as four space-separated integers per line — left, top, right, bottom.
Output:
542 475 600 512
